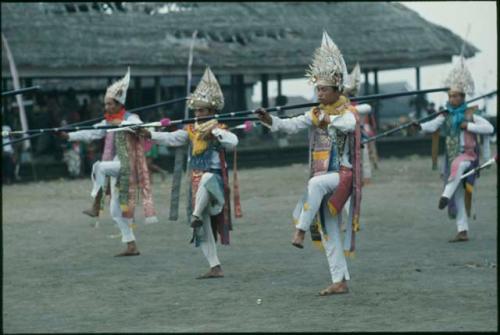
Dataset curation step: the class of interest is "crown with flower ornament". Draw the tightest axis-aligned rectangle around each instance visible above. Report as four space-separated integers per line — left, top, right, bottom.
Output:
305 30 348 90
344 62 362 96
188 67 225 111
104 67 130 105
443 55 475 96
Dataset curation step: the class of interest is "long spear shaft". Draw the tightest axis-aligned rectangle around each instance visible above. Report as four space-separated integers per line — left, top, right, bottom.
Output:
210 87 448 121
45 96 188 130
353 87 449 103
195 104 371 124
4 87 446 136
209 113 303 123
128 97 187 115
72 96 188 126
466 90 497 104
361 111 443 144
362 93 492 144
5 123 129 135
3 96 187 145
1 85 41 97
117 88 448 129
460 155 498 179
113 105 371 131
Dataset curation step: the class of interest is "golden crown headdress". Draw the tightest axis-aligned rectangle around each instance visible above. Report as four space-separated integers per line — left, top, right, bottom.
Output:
344 62 362 96
443 55 475 96
105 67 130 105
305 30 348 89
188 67 225 111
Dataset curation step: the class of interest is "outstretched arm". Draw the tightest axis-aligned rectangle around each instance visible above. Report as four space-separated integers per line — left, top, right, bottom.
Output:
67 120 107 142
212 128 238 149
255 107 312 134
150 129 189 147
328 111 356 133
120 113 142 126
466 115 494 135
419 114 446 133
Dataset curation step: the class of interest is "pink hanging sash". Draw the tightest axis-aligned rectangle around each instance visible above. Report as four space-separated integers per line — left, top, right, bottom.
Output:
449 131 477 180
326 166 353 215
101 132 115 161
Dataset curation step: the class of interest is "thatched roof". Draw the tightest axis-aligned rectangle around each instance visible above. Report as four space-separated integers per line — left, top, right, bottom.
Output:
1 2 478 78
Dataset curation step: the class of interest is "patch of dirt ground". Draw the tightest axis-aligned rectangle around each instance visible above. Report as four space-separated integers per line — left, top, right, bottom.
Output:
2 154 497 332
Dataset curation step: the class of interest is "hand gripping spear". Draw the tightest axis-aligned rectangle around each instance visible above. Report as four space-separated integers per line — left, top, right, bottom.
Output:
362 90 498 145
460 154 498 180
2 96 188 145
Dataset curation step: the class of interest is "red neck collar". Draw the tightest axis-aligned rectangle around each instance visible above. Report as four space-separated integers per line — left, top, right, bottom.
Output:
104 107 126 122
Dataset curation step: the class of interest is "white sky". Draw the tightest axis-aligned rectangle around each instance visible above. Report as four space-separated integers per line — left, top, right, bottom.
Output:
251 1 497 115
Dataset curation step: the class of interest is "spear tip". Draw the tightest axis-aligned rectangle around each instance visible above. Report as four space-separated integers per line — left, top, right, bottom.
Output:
243 120 253 133
160 118 171 127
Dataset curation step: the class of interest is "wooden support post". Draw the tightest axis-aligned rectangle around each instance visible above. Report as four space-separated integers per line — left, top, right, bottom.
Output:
261 74 269 108
277 73 282 97
415 66 422 119
154 76 161 103
260 74 269 135
24 78 33 89
230 75 237 112
363 71 369 95
236 74 246 110
373 69 379 131
154 76 162 118
134 76 142 109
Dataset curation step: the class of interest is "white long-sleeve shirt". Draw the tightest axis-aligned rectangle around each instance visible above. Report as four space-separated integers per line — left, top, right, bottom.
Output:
67 113 142 143
420 113 494 148
2 125 14 154
261 110 356 168
151 127 238 169
263 110 356 134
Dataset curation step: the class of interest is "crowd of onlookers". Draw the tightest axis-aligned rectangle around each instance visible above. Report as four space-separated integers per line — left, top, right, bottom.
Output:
2 88 170 183
2 89 106 182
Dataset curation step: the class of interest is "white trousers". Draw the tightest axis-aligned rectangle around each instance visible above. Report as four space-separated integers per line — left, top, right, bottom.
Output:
296 172 349 283
362 145 372 180
193 173 221 268
296 172 340 232
91 160 136 243
319 204 350 283
442 160 471 233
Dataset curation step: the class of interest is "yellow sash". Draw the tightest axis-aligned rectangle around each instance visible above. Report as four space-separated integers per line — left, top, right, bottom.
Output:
310 95 351 127
186 121 228 156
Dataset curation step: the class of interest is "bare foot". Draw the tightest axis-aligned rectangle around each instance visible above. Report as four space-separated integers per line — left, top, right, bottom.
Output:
438 196 449 210
448 230 469 243
114 241 140 257
190 215 203 228
196 265 224 279
82 208 99 217
291 228 305 249
319 281 349 296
